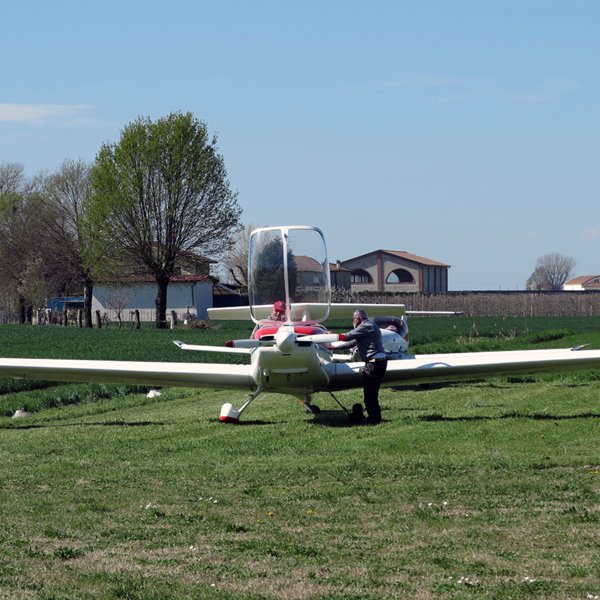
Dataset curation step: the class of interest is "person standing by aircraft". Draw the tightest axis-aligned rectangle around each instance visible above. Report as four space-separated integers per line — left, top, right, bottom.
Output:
340 309 387 424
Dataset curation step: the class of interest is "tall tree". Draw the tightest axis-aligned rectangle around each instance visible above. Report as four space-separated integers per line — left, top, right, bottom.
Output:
44 159 95 326
526 253 576 290
0 168 49 323
89 112 242 327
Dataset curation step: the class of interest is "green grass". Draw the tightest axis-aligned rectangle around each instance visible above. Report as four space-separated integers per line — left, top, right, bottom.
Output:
1 317 600 598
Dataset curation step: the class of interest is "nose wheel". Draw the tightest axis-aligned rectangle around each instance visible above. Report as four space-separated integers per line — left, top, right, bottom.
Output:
219 387 263 423
301 395 320 415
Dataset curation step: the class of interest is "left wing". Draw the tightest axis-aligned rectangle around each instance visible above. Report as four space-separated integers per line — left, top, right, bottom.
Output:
0 358 255 390
327 347 600 391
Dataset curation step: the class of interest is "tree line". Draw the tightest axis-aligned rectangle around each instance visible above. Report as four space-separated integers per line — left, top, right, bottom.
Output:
0 112 242 328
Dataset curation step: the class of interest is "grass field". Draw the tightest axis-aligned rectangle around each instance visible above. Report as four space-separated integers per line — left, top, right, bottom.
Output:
1 317 599 599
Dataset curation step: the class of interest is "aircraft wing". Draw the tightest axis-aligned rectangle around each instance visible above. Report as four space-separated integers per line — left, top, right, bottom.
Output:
207 302 407 322
0 358 255 390
327 347 600 391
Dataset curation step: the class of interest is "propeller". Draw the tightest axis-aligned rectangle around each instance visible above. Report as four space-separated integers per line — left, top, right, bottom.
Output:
297 333 346 344
225 339 275 349
174 331 346 356
173 340 253 355
273 327 346 353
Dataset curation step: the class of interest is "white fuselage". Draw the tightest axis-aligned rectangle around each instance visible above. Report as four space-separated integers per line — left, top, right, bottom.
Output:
249 339 332 396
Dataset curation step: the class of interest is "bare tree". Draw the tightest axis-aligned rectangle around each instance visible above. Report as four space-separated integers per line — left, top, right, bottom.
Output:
43 159 95 327
104 287 132 328
0 180 50 322
526 253 576 290
0 162 25 196
220 223 257 290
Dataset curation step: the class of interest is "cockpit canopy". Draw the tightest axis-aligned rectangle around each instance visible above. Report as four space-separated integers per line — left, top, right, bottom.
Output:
248 226 331 324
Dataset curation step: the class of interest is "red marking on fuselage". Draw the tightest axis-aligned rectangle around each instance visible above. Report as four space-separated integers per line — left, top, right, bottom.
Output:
252 323 328 340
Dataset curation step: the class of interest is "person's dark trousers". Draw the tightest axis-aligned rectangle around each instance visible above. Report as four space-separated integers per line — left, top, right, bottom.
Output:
362 360 387 424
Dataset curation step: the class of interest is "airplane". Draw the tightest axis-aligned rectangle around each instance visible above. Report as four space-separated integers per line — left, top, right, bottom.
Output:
2 224 600 424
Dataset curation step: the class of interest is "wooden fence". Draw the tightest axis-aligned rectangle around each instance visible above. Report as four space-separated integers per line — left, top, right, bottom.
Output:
4 291 600 325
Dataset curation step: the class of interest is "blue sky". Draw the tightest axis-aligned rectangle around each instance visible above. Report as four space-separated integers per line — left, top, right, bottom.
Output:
2 0 599 290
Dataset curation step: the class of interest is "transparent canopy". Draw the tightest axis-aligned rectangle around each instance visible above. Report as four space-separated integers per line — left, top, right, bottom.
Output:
248 226 331 324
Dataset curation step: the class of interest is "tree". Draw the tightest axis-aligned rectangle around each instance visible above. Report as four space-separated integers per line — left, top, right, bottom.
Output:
0 163 89 323
526 253 576 290
221 223 256 290
0 162 25 196
250 236 297 305
0 177 48 322
88 112 242 328
43 159 95 327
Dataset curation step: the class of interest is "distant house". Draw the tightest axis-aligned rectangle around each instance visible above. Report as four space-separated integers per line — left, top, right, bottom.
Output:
330 262 352 290
340 250 450 293
295 255 325 290
562 275 600 291
92 274 216 322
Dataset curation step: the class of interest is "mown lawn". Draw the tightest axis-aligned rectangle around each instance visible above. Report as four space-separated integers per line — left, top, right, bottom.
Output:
0 318 599 599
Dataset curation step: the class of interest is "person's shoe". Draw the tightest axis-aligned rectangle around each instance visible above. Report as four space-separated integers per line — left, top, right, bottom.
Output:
349 403 365 425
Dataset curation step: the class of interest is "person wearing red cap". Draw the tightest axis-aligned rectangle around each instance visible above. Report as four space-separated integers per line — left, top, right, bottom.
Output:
269 300 287 321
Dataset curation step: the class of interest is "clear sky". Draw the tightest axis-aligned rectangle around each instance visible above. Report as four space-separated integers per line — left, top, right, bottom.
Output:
1 0 599 290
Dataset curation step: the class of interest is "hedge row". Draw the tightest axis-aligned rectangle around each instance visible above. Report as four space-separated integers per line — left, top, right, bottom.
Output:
331 289 600 317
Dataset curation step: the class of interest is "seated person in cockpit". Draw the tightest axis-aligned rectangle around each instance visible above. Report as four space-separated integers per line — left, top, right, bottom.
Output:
268 300 287 322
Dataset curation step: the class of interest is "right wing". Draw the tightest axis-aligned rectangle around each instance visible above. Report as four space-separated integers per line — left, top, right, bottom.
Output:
327 347 600 391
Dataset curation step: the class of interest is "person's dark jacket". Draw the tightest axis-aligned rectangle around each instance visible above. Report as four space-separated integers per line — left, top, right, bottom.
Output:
341 318 385 362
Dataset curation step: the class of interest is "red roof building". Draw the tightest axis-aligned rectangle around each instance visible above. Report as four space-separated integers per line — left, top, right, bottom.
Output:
563 275 600 291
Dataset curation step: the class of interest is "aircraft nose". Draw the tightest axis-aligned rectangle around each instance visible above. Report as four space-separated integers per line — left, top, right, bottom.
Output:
275 327 296 353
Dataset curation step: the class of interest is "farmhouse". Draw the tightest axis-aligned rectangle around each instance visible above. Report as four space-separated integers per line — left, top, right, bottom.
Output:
339 250 450 293
330 261 352 290
562 275 600 291
292 256 353 293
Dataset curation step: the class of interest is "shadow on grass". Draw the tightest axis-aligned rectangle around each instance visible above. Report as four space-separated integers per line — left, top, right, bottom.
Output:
206 418 278 426
308 409 381 428
0 420 166 430
418 412 600 422
390 379 595 393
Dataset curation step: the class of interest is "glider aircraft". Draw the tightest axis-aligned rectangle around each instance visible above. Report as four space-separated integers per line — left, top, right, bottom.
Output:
2 225 600 423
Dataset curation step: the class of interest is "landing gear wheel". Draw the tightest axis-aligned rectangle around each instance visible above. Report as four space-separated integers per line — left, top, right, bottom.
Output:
310 405 321 415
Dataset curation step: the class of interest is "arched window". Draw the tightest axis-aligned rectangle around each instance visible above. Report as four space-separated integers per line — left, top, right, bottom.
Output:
386 269 414 284
351 269 373 284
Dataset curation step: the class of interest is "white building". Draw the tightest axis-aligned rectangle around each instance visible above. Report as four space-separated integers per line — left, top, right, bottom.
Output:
562 275 600 291
92 274 215 322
